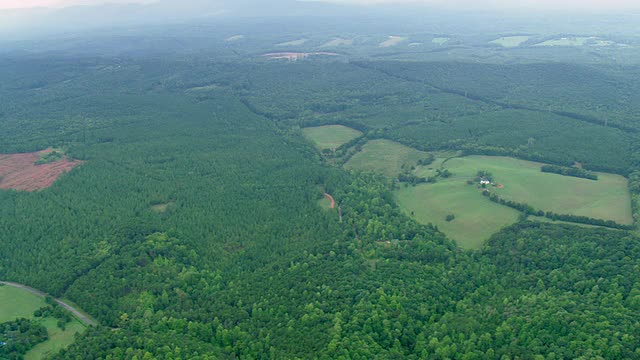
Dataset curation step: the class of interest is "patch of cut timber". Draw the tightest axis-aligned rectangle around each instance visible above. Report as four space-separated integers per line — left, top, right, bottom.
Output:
0 149 83 192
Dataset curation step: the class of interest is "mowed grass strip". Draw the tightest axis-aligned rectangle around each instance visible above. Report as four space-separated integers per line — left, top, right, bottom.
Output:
396 181 521 249
302 125 362 150
345 139 428 177
443 156 632 225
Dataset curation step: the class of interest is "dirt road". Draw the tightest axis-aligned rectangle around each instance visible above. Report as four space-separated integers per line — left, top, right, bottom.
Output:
0 281 96 327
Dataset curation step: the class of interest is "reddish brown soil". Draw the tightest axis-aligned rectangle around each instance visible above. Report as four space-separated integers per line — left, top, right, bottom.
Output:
0 149 82 192
495 183 505 189
324 193 336 209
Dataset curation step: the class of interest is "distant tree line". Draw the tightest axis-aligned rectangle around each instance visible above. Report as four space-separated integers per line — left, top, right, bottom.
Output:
541 165 598 180
483 190 633 230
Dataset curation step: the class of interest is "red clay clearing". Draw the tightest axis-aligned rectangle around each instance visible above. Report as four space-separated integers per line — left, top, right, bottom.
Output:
324 193 336 209
0 149 83 192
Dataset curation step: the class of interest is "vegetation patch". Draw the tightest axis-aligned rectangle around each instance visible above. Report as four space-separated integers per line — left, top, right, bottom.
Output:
395 180 520 249
150 201 174 213
431 37 449 45
489 36 530 47
320 38 353 47
0 149 82 191
344 139 427 177
0 285 86 359
379 36 407 48
302 125 363 151
443 156 631 224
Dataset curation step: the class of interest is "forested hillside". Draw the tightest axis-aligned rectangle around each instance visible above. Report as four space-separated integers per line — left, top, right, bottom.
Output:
1 50 639 359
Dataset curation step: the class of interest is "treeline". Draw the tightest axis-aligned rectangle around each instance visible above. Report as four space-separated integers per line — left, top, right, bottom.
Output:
483 190 633 230
541 164 598 180
0 318 49 359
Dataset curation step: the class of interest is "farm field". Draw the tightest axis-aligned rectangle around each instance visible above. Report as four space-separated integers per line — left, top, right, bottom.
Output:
396 155 632 248
534 37 593 46
344 139 428 177
0 285 86 359
490 36 530 47
302 125 362 150
379 36 407 47
432 37 449 45
0 285 47 323
442 156 632 225
396 181 520 249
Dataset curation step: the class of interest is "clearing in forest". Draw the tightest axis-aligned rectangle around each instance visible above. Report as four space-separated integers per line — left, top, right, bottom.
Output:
0 285 86 359
432 37 449 45
276 39 308 47
396 181 520 249
490 36 530 47
534 37 594 47
303 125 362 151
396 155 632 248
344 139 427 177
379 36 408 48
0 149 82 191
320 38 353 47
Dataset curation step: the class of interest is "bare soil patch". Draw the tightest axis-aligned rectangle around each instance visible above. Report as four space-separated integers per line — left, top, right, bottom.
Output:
0 149 82 191
262 52 339 61
324 193 336 209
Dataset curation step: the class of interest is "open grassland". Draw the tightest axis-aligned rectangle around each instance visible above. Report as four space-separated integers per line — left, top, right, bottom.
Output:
396 181 520 249
276 39 308 47
320 38 353 47
25 318 86 360
344 139 427 177
534 37 593 47
379 36 407 48
432 37 449 45
0 285 87 359
0 285 47 323
490 36 530 47
302 125 362 150
443 156 632 225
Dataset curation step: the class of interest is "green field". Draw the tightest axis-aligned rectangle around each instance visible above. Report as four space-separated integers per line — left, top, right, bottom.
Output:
0 285 86 359
302 125 362 150
395 155 632 248
490 36 530 47
443 156 632 225
534 37 593 47
344 139 428 177
396 181 521 249
0 285 47 323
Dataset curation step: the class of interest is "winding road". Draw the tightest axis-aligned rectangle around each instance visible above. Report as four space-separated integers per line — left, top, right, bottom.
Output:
0 281 96 327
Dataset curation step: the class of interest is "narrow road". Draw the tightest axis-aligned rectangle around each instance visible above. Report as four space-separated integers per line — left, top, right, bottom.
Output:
324 193 336 209
0 281 97 327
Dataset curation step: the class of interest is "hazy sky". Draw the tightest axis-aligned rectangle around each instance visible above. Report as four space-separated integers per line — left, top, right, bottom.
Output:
1 0 640 10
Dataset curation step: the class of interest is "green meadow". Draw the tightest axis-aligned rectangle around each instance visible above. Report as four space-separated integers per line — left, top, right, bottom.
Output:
490 36 530 47
443 156 632 225
0 285 87 359
396 155 632 248
344 139 428 177
302 125 362 150
396 181 521 249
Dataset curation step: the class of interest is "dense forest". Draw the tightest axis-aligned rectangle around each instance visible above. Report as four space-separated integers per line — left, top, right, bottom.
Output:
1 36 640 359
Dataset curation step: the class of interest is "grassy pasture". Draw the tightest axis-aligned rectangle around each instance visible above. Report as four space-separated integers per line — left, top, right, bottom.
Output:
0 285 47 323
432 37 449 45
302 125 362 150
534 37 593 47
443 156 632 225
490 36 530 47
396 181 520 249
0 285 86 359
344 139 427 177
395 155 632 249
